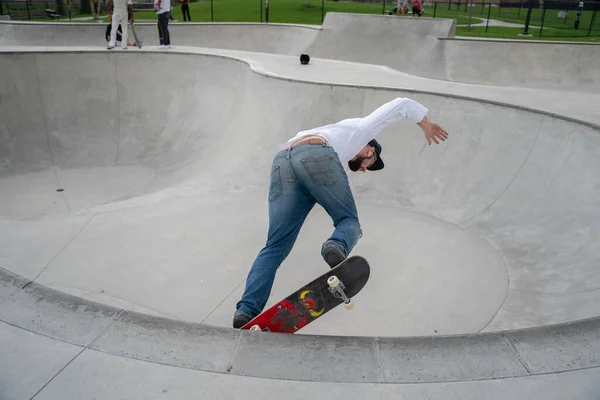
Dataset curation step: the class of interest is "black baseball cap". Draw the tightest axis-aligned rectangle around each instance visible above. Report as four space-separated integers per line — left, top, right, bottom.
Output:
367 139 384 171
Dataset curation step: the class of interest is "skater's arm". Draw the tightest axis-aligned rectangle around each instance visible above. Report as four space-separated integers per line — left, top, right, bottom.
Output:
357 97 448 145
417 116 449 145
357 97 428 137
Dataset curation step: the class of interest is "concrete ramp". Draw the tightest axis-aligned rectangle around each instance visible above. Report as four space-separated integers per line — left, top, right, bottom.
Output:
307 13 600 91
441 37 600 90
306 13 455 80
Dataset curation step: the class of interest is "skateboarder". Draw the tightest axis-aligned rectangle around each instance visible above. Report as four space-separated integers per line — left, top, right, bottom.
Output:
233 97 449 328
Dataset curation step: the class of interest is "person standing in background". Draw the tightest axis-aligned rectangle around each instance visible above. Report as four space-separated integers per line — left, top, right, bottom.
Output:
180 0 191 21
155 0 172 48
107 0 133 49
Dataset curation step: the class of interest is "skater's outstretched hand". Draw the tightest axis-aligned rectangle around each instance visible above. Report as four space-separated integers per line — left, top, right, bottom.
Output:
418 116 449 145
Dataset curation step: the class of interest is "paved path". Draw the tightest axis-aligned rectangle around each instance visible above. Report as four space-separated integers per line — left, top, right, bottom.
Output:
457 17 545 28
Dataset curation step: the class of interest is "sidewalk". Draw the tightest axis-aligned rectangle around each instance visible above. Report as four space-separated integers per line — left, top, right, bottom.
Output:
457 17 545 29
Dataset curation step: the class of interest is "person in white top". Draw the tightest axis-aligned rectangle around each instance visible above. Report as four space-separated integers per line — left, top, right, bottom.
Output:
233 97 449 328
155 0 172 48
107 0 133 50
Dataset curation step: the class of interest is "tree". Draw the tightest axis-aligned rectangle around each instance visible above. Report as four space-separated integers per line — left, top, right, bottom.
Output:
80 0 92 14
468 0 473 31
56 0 65 15
90 0 102 19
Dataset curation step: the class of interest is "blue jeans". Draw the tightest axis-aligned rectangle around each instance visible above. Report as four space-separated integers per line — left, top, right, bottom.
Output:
236 142 362 318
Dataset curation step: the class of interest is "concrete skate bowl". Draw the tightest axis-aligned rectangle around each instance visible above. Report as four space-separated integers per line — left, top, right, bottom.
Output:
2 48 600 344
1 13 599 91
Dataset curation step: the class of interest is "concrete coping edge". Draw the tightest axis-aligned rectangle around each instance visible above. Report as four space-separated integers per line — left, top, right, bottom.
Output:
0 20 322 29
1 47 597 132
1 268 599 384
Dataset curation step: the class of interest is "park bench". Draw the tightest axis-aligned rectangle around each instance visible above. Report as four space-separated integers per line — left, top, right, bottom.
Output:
45 8 61 19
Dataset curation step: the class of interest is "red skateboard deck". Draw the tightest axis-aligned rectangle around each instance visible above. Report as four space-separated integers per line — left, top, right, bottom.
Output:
241 255 370 333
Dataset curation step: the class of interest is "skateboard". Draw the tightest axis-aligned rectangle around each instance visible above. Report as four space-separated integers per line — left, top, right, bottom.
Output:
130 22 142 48
241 255 370 333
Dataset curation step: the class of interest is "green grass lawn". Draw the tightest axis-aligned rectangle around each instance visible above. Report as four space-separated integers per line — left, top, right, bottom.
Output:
130 0 483 25
467 4 597 31
21 0 598 40
133 0 390 24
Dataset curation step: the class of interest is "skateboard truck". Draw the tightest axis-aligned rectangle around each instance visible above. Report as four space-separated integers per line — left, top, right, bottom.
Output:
249 325 270 332
327 276 355 310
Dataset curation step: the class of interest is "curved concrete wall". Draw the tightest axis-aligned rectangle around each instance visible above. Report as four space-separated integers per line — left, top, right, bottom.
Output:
306 13 455 80
1 50 599 336
0 21 320 55
1 14 598 90
441 38 600 90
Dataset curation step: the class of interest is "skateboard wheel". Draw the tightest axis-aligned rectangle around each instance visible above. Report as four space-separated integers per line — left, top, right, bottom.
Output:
327 275 340 288
344 299 355 310
250 325 261 331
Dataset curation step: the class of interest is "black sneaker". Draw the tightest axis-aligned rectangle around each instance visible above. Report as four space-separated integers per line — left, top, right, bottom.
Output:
321 240 347 268
232 311 252 329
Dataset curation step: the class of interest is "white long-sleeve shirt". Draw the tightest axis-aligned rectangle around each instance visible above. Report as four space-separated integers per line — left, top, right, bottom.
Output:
286 97 428 164
113 0 131 12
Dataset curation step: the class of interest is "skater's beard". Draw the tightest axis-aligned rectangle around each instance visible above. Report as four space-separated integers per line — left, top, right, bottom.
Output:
348 154 374 172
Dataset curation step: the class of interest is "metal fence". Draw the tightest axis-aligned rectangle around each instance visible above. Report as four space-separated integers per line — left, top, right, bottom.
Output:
1 0 598 38
1 0 85 20
432 0 600 37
